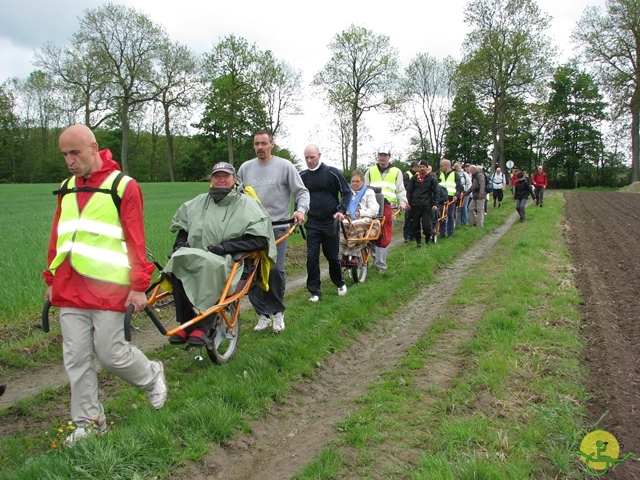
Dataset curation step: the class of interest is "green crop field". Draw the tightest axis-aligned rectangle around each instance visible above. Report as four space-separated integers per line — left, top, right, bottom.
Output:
0 182 294 326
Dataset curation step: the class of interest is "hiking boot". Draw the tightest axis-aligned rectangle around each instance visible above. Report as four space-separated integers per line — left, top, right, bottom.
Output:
254 314 272 332
272 312 285 333
147 361 168 410
64 422 107 445
338 284 348 296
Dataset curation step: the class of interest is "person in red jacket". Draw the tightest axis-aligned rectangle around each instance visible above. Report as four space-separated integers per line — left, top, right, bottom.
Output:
532 166 548 207
43 125 167 445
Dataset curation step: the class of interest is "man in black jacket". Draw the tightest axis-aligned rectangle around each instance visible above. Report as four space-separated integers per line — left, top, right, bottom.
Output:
407 160 439 248
300 145 352 302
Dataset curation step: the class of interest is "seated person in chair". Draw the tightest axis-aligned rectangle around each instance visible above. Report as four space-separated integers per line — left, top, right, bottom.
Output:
165 162 276 346
340 170 381 263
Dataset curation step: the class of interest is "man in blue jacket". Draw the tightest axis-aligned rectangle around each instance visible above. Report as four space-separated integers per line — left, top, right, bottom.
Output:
300 144 352 302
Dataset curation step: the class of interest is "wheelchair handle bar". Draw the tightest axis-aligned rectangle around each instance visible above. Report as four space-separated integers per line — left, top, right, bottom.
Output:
42 299 51 332
124 304 167 342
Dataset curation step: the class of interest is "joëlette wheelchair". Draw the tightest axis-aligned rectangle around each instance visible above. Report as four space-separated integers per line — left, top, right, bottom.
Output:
431 197 458 244
339 188 399 284
42 221 300 365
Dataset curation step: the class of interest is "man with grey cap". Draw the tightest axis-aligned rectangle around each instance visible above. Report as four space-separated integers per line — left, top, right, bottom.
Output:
165 161 276 345
364 146 407 273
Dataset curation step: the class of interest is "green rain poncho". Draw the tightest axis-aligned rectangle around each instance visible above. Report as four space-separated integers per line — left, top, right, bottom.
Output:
164 186 276 312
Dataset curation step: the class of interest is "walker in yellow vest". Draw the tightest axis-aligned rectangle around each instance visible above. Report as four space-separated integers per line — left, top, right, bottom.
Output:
48 171 132 285
368 167 402 204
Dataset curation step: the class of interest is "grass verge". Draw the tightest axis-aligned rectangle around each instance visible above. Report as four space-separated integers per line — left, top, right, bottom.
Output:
298 195 590 479
1 195 515 478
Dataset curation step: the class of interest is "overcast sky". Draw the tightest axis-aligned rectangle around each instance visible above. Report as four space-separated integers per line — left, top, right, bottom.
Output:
0 0 607 164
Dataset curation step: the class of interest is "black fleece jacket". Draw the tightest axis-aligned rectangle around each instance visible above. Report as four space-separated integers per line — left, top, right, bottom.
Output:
299 163 351 224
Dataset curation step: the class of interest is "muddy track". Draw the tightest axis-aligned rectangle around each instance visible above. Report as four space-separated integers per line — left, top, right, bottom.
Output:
2 208 520 479
166 214 520 479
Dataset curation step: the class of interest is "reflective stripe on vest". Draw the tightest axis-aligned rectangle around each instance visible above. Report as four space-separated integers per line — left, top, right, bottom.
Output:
439 170 457 196
48 171 133 285
368 167 401 203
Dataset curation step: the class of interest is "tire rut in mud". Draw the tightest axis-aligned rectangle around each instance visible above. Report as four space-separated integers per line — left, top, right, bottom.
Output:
168 216 519 480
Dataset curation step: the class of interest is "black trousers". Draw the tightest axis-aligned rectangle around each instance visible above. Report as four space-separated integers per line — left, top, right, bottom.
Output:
305 221 345 297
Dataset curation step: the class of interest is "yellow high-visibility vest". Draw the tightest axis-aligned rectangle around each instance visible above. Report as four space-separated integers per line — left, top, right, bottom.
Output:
439 170 457 197
48 171 133 285
368 166 401 203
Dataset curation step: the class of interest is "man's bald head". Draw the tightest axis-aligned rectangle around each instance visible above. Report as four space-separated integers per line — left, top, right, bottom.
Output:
59 124 102 177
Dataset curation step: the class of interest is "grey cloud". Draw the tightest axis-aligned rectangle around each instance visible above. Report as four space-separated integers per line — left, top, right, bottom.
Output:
1 0 112 49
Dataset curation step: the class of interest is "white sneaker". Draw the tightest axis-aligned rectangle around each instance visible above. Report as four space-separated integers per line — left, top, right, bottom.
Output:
338 284 348 296
147 361 168 410
254 314 272 331
272 312 285 333
64 422 107 445
309 295 320 303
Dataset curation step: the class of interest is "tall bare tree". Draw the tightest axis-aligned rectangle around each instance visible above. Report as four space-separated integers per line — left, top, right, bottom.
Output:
151 41 199 182
257 52 302 137
401 53 458 162
35 39 112 129
459 0 554 172
573 0 640 182
313 24 400 170
75 3 168 174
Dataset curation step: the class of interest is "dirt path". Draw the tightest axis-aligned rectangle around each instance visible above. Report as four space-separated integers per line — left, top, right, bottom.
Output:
166 214 520 479
0 233 404 410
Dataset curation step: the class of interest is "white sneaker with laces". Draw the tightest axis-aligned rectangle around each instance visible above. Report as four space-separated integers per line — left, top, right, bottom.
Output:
147 361 168 410
272 312 285 333
338 284 348 296
309 295 320 303
254 314 272 331
64 422 107 445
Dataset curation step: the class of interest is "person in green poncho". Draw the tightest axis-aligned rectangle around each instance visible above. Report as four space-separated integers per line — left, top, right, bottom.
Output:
164 162 276 346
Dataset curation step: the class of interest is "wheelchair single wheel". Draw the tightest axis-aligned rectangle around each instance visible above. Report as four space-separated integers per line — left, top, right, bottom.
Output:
206 302 240 364
351 246 369 284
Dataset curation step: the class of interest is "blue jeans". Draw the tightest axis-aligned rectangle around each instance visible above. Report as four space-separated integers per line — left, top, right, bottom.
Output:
439 200 457 236
457 196 470 225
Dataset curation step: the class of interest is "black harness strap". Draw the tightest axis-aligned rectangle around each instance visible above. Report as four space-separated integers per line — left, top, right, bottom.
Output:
53 172 126 216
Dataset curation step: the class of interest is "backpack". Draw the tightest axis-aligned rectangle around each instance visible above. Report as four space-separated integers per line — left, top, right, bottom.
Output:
484 172 494 193
437 183 448 205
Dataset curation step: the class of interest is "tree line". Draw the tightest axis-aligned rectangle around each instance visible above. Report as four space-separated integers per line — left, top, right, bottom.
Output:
0 0 637 187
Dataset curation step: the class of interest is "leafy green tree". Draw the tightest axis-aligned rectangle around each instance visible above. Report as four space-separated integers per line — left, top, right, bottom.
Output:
444 86 491 166
400 53 458 161
74 3 168 174
502 96 538 174
201 35 267 166
0 83 20 182
573 0 640 182
313 24 400 170
544 64 607 184
459 0 554 172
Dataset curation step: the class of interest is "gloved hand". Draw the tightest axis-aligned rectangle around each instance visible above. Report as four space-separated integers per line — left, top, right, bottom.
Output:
168 241 189 258
207 244 225 256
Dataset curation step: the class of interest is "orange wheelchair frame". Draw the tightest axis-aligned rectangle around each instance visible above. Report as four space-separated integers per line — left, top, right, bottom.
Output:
139 222 299 363
43 222 299 365
431 198 457 243
339 207 400 284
